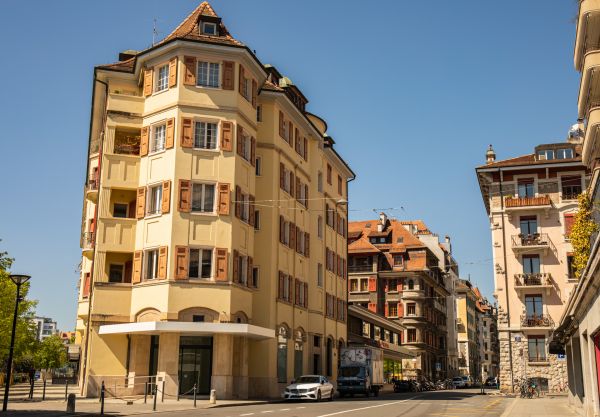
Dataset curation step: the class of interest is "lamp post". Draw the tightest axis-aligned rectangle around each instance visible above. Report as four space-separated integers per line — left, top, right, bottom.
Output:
2 274 31 412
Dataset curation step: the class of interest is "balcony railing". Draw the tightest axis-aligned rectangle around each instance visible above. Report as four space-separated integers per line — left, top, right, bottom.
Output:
511 233 553 249
82 232 95 250
87 178 99 192
505 195 551 208
514 273 553 287
113 143 140 155
561 186 582 201
348 265 373 273
521 314 554 328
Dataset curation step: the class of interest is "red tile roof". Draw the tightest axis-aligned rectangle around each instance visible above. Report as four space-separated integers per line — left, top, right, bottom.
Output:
348 219 426 255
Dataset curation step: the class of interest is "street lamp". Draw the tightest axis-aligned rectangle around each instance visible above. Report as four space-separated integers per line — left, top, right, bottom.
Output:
2 274 31 412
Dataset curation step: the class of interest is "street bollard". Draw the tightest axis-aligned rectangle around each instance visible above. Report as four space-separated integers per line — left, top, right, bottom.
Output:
193 384 197 408
161 380 165 403
152 384 157 412
66 393 76 414
144 382 148 404
100 381 105 415
65 381 69 401
42 379 46 401
209 389 216 404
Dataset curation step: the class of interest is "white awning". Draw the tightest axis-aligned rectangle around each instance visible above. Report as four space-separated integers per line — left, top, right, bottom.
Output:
98 321 275 340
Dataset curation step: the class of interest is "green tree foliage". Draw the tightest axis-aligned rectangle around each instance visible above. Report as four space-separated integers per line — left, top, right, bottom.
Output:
34 335 67 370
571 194 599 278
0 249 38 371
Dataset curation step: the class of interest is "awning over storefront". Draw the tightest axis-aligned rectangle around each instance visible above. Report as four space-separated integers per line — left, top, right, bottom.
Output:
98 321 275 340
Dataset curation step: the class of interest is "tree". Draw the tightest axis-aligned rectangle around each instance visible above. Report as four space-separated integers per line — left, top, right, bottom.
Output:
0 248 38 374
34 335 67 371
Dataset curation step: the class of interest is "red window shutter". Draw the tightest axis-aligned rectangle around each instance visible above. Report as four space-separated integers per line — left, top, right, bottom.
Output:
183 56 196 85
175 246 188 279
398 302 404 318
82 272 91 298
250 137 256 166
165 118 175 149
161 180 171 214
368 277 377 292
251 79 257 108
232 250 239 283
143 68 153 97
565 213 575 237
140 126 149 156
295 279 300 305
222 61 234 90
295 177 301 200
181 118 193 148
295 128 300 153
168 57 177 88
218 183 230 215
158 246 168 280
237 124 244 157
368 303 377 313
132 251 142 284
215 248 228 281
279 111 285 138
238 64 245 94
128 199 136 219
221 121 233 151
384 303 389 317
235 186 241 218
295 229 301 254
136 187 146 219
178 180 191 212
397 281 402 293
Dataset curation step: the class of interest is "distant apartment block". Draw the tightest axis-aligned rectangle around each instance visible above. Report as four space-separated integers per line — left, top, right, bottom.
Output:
31 316 58 341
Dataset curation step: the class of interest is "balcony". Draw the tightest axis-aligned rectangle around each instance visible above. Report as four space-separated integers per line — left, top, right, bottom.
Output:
583 106 600 165
107 91 144 115
575 1 600 71
514 273 554 295
504 195 551 218
102 153 140 189
520 314 554 330
511 233 555 255
85 178 99 201
348 265 374 274
96 218 136 252
578 49 600 118
401 289 426 300
81 232 95 257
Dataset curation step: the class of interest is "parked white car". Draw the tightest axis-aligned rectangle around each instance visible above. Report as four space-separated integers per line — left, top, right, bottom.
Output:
282 375 334 401
452 377 466 388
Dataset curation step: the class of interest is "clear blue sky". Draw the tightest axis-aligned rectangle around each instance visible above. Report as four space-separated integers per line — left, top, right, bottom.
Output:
0 0 581 330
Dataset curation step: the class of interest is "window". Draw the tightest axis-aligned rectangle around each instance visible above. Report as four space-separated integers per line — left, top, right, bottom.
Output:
144 249 159 280
257 105 262 122
192 315 205 322
197 61 220 88
317 263 323 287
350 279 359 292
314 335 321 348
237 255 248 285
537 149 554 161
254 210 260 230
327 164 332 185
255 156 262 176
525 294 543 318
241 132 252 162
338 175 343 195
243 78 251 101
517 178 535 198
278 272 292 302
362 322 370 337
561 176 582 200
240 193 250 223
251 266 259 288
326 294 335 318
557 148 574 159
393 255 403 267
189 248 212 279
201 22 217 35
151 124 166 153
407 279 414 290
523 255 540 274
359 279 369 292
317 216 323 239
374 326 381 340
108 264 124 283
388 279 398 292
519 216 537 236
318 172 323 193
407 329 417 343
567 255 575 279
113 203 128 218
147 184 163 216
528 335 547 361
191 183 215 213
156 64 169 92
389 302 398 317
407 303 416 316
194 121 218 149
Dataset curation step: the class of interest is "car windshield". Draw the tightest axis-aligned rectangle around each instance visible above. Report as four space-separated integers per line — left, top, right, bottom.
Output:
339 367 362 377
295 376 321 384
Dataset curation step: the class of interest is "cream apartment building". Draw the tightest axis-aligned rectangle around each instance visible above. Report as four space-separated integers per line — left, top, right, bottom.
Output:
476 140 588 392
77 2 353 399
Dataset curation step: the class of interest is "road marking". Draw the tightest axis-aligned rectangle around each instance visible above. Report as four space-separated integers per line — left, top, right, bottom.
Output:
279 409 291 411
260 411 274 414
314 396 419 417
296 406 306 409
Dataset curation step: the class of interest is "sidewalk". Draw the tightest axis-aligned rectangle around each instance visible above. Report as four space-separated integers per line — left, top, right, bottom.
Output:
501 395 579 417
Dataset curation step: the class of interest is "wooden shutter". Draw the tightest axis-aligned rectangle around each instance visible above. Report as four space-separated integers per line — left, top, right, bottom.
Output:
290 222 296 250
181 118 193 148
136 187 146 219
124 261 132 283
249 195 255 226
232 250 239 283
183 56 196 85
237 124 244 157
247 256 253 287
221 121 233 151
279 111 285 138
290 172 295 197
368 303 377 313
279 215 285 243
305 233 310 257
218 183 230 215
398 302 404 318
288 122 293 145
303 137 308 161
140 126 149 156
278 272 284 299
168 57 177 88
82 272 91 298
565 213 575 237
279 163 285 189
132 251 142 284
143 68 153 97
295 128 300 153
175 246 188 279
304 184 309 208
215 248 228 281
303 283 308 308
295 177 301 200
128 200 136 219
235 186 241 218
161 180 171 214
165 118 175 149
158 246 168 280
295 279 300 305
250 137 256 166
222 61 234 90
178 180 191 212
295 229 301 254
251 79 257 108
368 277 377 292
238 64 245 94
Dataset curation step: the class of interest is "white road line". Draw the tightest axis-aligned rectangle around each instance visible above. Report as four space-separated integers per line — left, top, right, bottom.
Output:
279 409 291 411
315 396 420 417
296 406 306 409
260 411 274 414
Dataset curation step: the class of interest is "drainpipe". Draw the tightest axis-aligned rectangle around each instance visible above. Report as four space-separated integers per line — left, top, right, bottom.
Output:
498 169 515 391
81 76 109 396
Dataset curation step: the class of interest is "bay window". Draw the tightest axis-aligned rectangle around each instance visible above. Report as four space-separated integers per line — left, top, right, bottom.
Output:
197 61 220 88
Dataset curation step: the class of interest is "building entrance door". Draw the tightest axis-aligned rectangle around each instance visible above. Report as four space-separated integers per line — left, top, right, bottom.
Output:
178 336 212 395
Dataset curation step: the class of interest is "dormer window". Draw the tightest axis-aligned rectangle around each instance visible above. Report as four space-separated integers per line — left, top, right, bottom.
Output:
556 148 573 159
201 22 217 36
537 148 573 161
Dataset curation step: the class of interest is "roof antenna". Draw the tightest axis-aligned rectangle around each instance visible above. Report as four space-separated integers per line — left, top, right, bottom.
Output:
152 18 160 46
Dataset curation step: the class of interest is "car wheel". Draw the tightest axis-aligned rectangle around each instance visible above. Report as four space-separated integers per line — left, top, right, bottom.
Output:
328 390 334 401
316 390 321 402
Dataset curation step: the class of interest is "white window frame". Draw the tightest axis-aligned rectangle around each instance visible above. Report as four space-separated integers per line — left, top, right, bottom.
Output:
201 22 217 36
194 120 219 150
196 61 220 88
146 183 163 217
242 132 252 162
150 123 166 154
188 247 214 280
238 254 248 285
155 64 169 93
191 182 216 214
108 263 125 283
144 248 160 280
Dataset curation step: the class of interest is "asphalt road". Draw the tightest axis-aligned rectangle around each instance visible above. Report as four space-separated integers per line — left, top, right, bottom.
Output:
137 389 509 417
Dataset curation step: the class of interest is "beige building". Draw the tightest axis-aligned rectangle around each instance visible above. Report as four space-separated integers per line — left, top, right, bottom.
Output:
76 2 353 399
455 279 480 379
476 140 588 392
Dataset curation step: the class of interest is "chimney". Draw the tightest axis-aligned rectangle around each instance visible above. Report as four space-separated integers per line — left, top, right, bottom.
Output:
445 235 452 254
567 120 584 145
377 212 387 232
486 144 496 164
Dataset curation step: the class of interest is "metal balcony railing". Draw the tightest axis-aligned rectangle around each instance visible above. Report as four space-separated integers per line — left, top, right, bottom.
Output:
82 232 95 250
514 273 553 287
511 233 553 248
520 314 554 328
87 178 99 191
505 195 551 208
561 186 582 200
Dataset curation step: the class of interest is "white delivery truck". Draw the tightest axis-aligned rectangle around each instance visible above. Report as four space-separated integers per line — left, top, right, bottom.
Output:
337 346 384 397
